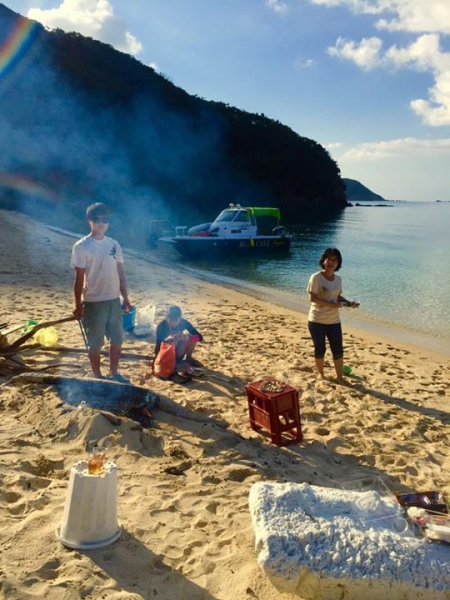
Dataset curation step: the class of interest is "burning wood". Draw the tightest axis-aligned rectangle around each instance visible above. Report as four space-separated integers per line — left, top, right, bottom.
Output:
1 373 159 426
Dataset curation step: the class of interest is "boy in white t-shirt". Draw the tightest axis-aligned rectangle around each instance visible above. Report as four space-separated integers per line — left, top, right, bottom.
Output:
71 203 131 382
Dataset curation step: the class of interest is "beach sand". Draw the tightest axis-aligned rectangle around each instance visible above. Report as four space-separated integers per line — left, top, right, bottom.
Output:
0 208 449 600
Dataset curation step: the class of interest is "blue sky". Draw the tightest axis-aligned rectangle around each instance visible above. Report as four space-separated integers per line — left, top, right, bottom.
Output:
4 0 450 201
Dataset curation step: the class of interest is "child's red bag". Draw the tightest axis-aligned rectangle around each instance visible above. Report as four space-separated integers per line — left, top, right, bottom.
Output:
153 341 176 379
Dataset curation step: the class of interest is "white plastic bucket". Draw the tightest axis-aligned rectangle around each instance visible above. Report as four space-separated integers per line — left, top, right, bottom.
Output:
56 461 121 550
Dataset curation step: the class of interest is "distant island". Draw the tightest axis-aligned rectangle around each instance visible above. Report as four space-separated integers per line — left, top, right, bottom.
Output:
342 178 386 203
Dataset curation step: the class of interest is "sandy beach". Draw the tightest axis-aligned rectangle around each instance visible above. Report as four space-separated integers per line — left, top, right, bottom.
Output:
0 208 449 600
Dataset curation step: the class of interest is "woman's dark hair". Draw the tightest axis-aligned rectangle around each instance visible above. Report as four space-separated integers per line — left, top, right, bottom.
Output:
319 247 342 271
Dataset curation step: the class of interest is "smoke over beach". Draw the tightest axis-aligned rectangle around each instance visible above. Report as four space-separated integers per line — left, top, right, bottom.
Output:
0 6 272 245
0 4 346 248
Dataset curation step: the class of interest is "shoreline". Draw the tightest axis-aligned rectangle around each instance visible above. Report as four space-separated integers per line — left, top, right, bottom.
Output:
40 219 450 359
158 264 450 360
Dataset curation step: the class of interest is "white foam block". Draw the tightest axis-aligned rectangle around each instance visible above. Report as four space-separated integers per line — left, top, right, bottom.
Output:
249 482 450 600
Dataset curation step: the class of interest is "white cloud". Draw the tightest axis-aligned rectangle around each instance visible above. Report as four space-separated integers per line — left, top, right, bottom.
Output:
339 137 450 161
317 0 450 125
28 0 142 56
329 34 450 124
311 0 450 34
329 33 444 71
294 57 315 69
328 36 384 69
265 0 289 15
376 1 450 35
312 0 384 15
411 71 450 126
384 34 443 71
326 142 342 150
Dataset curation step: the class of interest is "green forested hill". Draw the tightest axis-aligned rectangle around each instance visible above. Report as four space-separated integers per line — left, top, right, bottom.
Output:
343 178 385 203
0 3 346 243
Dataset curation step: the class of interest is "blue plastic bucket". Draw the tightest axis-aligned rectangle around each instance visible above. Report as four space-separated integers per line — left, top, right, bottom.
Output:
122 306 136 332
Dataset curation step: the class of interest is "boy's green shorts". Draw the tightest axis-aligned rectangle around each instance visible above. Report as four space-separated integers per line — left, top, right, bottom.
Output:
83 299 123 349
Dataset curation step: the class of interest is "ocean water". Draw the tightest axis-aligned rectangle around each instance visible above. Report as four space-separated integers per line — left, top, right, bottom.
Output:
166 202 450 355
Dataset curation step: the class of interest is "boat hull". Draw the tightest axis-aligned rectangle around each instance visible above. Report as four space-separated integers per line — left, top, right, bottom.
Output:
159 235 291 258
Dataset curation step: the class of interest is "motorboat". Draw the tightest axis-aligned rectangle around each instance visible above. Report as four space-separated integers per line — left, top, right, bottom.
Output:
158 204 291 258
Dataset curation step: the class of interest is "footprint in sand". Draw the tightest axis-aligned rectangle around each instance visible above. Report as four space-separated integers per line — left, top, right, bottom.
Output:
201 475 221 485
183 541 203 557
205 501 219 514
5 497 29 516
315 426 330 436
3 490 22 504
34 559 61 581
224 467 258 482
337 425 360 435
306 411 323 423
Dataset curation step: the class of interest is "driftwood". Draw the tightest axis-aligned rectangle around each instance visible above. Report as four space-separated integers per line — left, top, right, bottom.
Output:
0 344 41 357
1 317 153 382
23 346 153 361
0 316 78 375
99 410 123 426
0 315 152 361
4 316 76 353
0 360 66 373
0 344 152 362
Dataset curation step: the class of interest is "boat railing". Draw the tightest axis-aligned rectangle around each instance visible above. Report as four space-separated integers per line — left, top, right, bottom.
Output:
148 220 177 247
149 219 175 234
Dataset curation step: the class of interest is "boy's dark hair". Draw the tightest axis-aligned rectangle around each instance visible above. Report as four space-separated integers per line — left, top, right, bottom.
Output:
86 202 110 220
319 247 342 271
167 305 182 320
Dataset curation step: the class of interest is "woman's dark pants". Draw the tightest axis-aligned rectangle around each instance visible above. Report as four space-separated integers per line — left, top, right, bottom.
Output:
308 321 343 360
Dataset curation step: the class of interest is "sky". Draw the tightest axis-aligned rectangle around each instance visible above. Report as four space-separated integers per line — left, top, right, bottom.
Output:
3 0 450 201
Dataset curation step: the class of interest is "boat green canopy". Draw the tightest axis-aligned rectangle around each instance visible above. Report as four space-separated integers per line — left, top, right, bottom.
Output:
247 207 281 219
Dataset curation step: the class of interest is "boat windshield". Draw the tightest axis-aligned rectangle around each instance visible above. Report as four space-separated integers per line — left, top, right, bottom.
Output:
215 209 250 223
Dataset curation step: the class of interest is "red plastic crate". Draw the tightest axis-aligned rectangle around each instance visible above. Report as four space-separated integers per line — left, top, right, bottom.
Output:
245 378 302 446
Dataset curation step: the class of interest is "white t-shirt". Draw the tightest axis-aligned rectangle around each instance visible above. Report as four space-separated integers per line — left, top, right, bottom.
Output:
307 271 342 324
70 235 124 302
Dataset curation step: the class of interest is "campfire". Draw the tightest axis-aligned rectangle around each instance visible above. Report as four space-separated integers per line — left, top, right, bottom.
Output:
0 316 159 426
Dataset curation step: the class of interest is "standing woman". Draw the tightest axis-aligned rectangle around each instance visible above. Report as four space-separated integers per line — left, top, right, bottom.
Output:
306 248 359 383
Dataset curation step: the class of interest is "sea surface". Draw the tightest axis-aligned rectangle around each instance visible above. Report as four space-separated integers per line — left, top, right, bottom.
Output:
164 202 450 355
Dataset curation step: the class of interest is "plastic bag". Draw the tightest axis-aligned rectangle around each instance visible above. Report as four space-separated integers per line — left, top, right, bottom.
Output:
136 304 156 328
134 304 156 337
34 327 59 347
